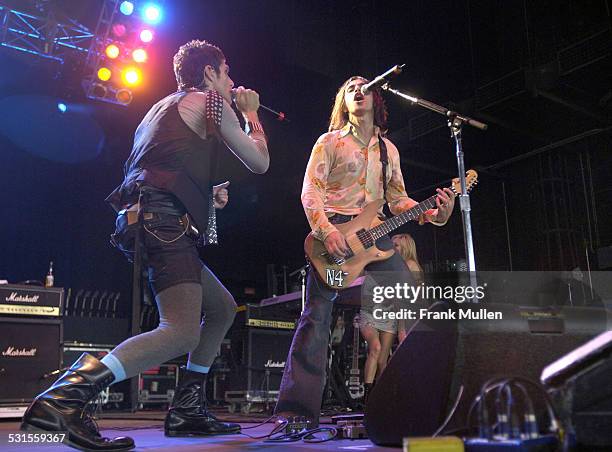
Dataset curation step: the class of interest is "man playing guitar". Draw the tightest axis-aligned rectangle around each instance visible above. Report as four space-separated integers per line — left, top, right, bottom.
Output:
274 75 455 427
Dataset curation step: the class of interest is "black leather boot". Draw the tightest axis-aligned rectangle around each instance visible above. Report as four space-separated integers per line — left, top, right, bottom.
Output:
21 353 134 451
165 368 241 436
363 382 374 405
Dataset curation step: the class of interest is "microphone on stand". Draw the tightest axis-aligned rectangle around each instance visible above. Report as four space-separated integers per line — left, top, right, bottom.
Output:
231 88 290 122
360 64 406 95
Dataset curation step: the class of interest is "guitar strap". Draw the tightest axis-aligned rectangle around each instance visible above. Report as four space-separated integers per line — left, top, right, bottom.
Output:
378 134 388 198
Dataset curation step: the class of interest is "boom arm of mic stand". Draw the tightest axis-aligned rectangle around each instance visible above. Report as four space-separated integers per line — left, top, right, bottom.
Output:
381 84 488 131
381 83 485 277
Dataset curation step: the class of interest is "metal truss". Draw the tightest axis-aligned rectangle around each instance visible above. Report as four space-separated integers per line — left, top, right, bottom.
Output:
83 0 119 71
0 5 94 62
0 0 130 106
82 0 130 106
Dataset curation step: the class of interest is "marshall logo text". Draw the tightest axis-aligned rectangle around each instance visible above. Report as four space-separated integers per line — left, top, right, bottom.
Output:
5 292 40 303
2 346 37 357
264 359 285 368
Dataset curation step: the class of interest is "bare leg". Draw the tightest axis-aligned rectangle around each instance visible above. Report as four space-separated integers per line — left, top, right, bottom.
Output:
360 324 381 384
376 331 395 379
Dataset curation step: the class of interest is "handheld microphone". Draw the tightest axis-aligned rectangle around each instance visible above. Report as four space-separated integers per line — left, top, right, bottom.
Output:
360 64 405 95
231 88 289 122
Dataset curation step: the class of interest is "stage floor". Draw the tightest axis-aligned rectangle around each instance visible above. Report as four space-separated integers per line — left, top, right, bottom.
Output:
0 410 395 451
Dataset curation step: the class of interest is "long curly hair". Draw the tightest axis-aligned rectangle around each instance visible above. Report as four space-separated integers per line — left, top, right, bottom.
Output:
328 76 388 132
173 39 225 90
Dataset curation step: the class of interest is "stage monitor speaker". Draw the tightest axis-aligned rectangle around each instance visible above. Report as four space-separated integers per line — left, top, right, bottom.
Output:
364 305 457 447
542 331 612 447
447 305 608 435
0 317 62 404
364 304 609 447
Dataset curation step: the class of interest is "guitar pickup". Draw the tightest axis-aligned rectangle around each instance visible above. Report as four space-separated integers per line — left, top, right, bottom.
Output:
320 252 346 265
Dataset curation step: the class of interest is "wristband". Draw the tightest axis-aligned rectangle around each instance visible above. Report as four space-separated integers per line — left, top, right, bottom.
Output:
246 121 265 134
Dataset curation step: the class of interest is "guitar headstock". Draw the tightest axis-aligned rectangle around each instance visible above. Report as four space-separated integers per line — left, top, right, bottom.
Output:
451 169 478 195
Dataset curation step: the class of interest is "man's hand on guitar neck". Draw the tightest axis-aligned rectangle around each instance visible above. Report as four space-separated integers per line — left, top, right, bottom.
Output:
324 230 350 260
432 187 455 224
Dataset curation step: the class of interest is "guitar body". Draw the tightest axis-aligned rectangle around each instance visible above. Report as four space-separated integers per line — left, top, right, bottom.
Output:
304 170 478 291
305 200 394 289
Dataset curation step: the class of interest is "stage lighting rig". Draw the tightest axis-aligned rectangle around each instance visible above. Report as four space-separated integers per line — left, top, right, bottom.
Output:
81 0 163 106
0 1 162 107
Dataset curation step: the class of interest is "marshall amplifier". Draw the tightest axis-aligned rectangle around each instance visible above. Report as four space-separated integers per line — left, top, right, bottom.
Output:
224 302 296 409
0 284 63 317
235 303 300 330
0 317 62 404
227 328 294 394
62 343 133 412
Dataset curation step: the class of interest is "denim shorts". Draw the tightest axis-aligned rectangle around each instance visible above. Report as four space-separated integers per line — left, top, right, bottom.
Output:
111 212 202 296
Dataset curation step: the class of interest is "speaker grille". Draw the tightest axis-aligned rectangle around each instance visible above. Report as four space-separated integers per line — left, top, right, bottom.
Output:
0 318 62 404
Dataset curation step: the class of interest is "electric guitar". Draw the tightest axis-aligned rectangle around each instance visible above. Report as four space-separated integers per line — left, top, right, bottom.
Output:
305 170 478 290
346 314 364 399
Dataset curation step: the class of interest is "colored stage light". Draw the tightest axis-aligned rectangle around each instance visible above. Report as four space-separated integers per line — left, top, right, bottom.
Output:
140 29 154 43
116 89 133 105
91 83 107 98
122 67 142 86
57 102 67 113
132 49 148 63
119 1 134 16
112 23 127 38
142 4 162 24
97 67 112 81
105 44 120 59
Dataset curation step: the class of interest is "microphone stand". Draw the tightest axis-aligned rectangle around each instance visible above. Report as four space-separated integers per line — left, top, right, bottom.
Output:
289 264 309 313
381 83 487 287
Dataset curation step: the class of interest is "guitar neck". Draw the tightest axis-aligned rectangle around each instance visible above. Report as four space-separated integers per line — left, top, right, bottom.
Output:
351 326 359 368
369 195 438 240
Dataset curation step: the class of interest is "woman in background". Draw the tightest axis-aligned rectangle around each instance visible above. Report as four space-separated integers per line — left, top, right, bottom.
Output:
357 233 424 401
392 233 424 344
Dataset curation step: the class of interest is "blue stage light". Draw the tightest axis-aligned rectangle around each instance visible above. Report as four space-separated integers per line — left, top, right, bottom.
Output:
119 1 134 16
57 102 67 113
142 4 162 24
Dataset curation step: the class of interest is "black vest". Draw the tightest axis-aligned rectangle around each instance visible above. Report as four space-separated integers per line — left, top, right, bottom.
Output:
106 91 220 230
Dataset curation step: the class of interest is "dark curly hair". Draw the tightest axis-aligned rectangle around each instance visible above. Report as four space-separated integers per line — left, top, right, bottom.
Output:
173 40 225 90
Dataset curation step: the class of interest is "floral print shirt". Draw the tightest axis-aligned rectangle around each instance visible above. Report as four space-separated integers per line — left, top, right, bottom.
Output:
301 123 426 241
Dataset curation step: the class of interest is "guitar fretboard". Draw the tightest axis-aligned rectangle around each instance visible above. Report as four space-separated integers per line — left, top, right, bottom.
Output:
352 324 359 368
370 195 438 240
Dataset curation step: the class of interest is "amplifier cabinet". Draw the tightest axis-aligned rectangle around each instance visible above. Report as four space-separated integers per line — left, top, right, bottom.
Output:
228 328 293 393
62 343 132 411
0 284 63 317
0 317 62 404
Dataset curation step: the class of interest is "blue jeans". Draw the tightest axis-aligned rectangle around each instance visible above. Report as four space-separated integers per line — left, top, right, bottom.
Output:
274 220 414 425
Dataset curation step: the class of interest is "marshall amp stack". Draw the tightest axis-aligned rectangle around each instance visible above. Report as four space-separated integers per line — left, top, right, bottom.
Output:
0 284 64 417
221 283 367 414
224 302 299 414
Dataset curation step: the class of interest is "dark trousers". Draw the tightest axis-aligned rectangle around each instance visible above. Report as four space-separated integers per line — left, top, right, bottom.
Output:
274 232 415 425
